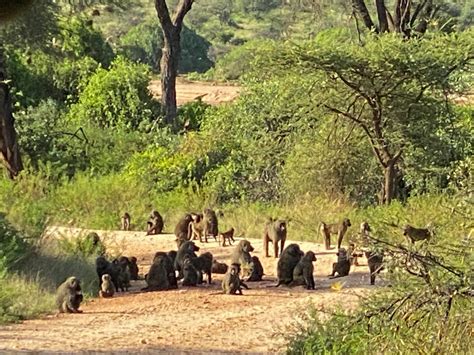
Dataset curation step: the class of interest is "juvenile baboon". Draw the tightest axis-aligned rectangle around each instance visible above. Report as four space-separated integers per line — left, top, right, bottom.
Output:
182 257 199 286
329 248 351 278
403 224 431 243
146 210 164 235
174 241 200 279
189 251 213 284
365 251 384 285
99 274 115 298
360 221 371 236
121 212 131 231
203 208 219 243
247 256 264 282
222 263 244 295
231 239 255 277
347 243 363 267
56 276 83 313
174 213 194 247
96 256 120 292
143 252 177 291
211 259 228 274
218 227 235 247
129 256 139 280
188 213 205 242
319 218 352 250
275 244 304 287
263 218 287 258
291 251 316 290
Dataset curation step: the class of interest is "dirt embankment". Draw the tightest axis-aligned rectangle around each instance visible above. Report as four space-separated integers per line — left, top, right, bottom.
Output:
0 227 378 354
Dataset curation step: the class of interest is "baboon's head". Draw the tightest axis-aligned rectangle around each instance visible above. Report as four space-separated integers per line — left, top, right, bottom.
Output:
240 240 254 253
102 274 111 282
66 276 81 290
343 218 351 227
230 263 241 275
286 244 302 257
305 251 317 262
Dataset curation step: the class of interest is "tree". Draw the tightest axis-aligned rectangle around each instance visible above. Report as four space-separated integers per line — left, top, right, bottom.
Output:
155 0 194 128
272 32 473 204
352 0 436 38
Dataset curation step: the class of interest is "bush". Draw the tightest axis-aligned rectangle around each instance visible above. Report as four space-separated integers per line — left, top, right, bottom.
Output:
68 56 160 129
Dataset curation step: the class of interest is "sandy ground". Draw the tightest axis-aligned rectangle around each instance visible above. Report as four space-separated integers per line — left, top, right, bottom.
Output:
148 77 240 106
0 227 379 354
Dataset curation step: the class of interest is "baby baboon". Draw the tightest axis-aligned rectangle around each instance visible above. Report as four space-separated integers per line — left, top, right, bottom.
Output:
247 256 264 282
291 251 316 290
276 244 304 287
174 213 194 247
231 239 255 277
222 263 244 295
263 218 287 258
129 256 139 280
99 274 115 298
96 256 120 292
203 208 219 243
218 227 235 247
403 224 431 243
319 218 352 250
121 212 131 231
56 276 83 313
146 210 164 235
329 248 351 278
182 257 199 286
174 241 200 279
188 213 205 242
188 251 213 284
211 259 228 274
365 251 384 285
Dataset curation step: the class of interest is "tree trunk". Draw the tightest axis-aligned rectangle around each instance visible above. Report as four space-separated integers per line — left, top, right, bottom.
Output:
375 0 389 32
160 31 180 128
352 0 377 32
0 46 22 178
383 160 397 205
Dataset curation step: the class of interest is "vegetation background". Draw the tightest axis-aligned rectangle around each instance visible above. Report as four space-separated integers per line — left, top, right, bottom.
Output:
0 0 472 352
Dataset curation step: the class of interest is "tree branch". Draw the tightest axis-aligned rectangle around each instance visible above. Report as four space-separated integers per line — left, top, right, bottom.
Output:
173 0 194 30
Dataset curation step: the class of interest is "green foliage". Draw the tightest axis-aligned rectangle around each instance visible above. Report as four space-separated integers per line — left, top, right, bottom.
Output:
118 20 213 73
57 232 106 258
0 214 29 276
68 56 159 129
58 16 114 68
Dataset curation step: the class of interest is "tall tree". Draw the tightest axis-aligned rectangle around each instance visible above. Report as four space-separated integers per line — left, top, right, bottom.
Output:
155 0 194 128
352 0 436 38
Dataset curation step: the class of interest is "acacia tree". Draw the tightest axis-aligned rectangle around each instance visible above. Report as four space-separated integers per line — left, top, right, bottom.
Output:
155 0 194 128
352 0 436 37
273 33 473 204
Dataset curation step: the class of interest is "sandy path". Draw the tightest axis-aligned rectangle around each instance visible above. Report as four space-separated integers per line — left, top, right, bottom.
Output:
0 228 377 353
148 77 240 106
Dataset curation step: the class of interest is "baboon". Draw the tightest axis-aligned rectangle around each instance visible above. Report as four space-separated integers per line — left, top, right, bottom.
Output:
189 252 213 284
99 274 115 298
121 212 131 231
129 256 139 280
231 239 255 277
143 252 177 291
222 263 245 295
403 224 431 243
347 243 363 267
115 257 131 291
146 210 164 235
319 218 352 250
167 250 177 265
329 248 351 278
247 256 264 282
365 251 384 285
275 244 304 287
182 257 199 286
56 276 83 313
174 213 194 247
211 259 228 274
174 241 200 279
360 221 371 236
96 256 120 292
218 227 235 247
203 208 219 243
291 251 316 290
263 218 287 258
188 213 205 242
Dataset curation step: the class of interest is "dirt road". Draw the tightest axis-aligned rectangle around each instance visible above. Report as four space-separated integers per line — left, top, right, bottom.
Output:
0 228 377 353
148 77 240 106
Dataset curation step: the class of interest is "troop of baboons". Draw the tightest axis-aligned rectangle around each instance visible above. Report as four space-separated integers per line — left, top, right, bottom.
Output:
57 208 434 312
